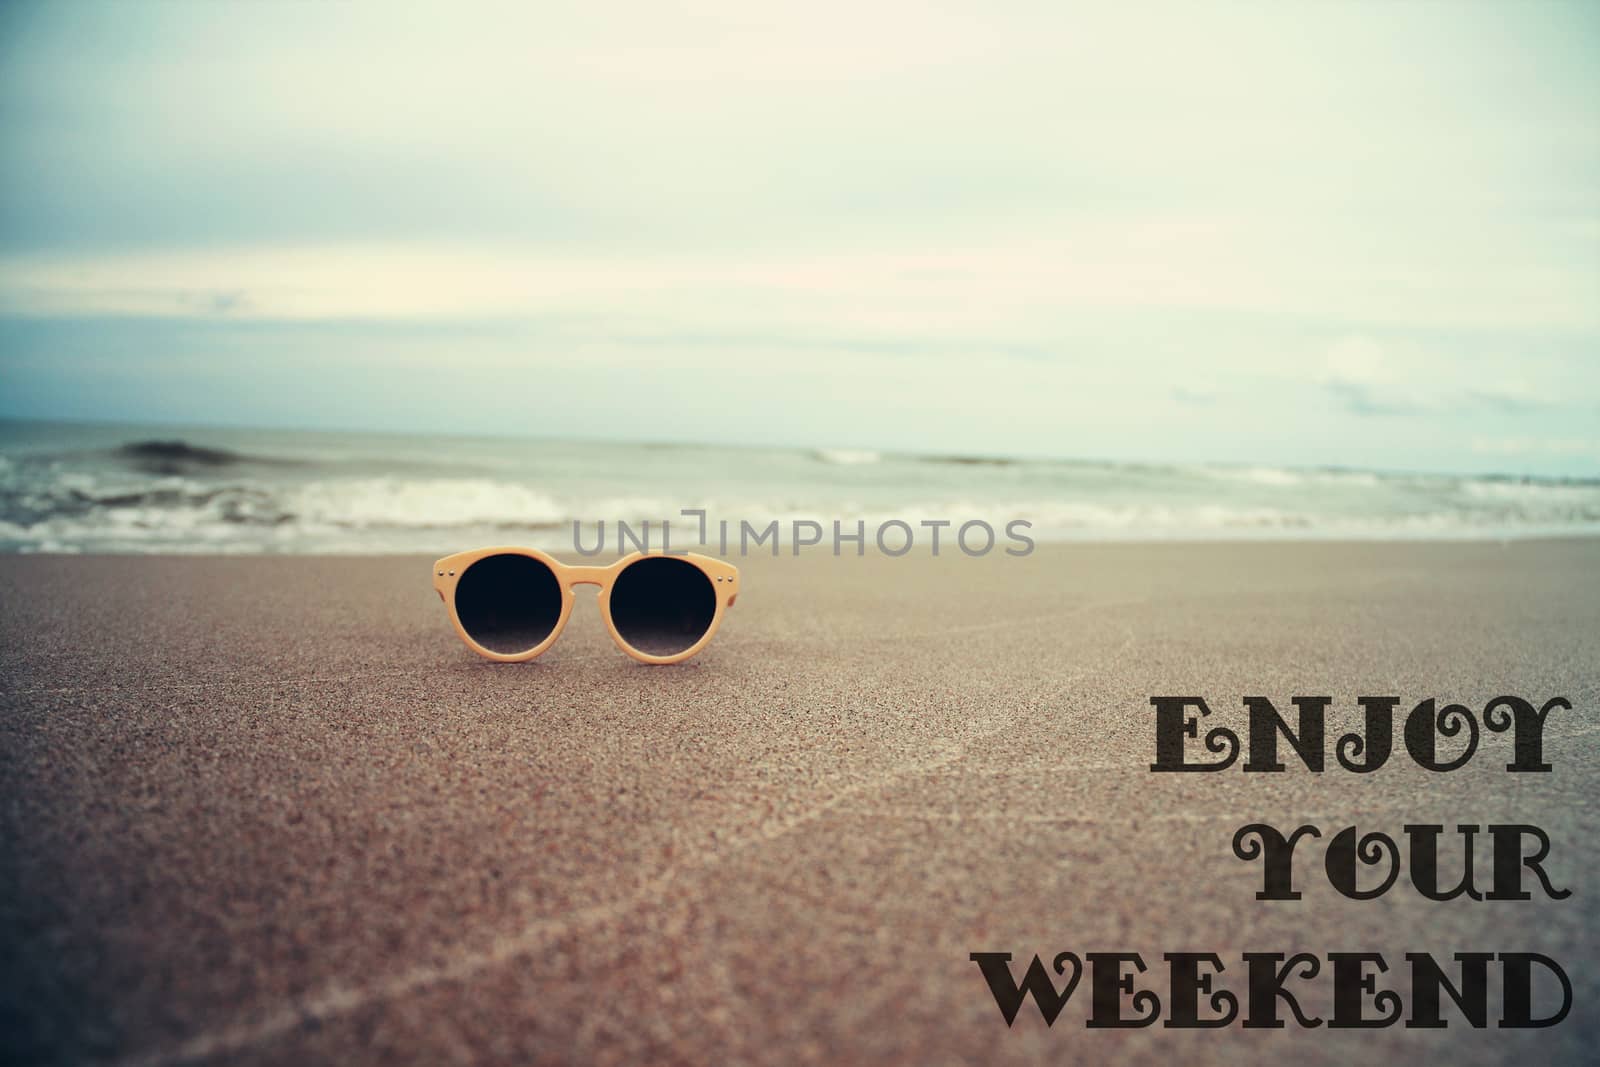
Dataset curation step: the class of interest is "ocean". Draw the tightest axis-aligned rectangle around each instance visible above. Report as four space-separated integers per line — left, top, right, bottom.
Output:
1 419 1597 554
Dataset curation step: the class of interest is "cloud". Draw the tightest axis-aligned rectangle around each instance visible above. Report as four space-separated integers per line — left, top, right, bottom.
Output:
0 3 1596 475
1318 336 1433 415
0 237 1298 327
3 4 1598 335
1471 436 1600 460
1317 336 1575 418
1321 381 1427 416
1463 383 1557 413
181 289 248 316
1170 386 1220 406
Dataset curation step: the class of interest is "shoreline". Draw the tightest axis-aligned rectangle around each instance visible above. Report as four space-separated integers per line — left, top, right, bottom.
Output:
7 530 1600 560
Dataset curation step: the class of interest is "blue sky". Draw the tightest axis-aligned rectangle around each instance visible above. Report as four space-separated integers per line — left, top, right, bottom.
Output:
1 1 1596 474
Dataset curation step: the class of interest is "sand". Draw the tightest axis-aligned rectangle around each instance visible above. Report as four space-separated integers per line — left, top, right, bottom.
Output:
2 541 1597 1065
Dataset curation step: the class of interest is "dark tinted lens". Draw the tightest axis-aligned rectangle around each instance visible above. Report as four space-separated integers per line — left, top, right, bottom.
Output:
454 553 562 654
609 556 716 656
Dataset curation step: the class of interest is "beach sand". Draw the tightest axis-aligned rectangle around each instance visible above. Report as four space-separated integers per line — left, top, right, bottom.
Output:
2 542 1597 1065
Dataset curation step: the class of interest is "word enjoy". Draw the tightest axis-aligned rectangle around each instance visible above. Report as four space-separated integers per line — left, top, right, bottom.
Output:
1149 694 1569 773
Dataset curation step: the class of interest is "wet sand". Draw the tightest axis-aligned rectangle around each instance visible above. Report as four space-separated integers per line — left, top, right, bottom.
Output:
2 542 1597 1065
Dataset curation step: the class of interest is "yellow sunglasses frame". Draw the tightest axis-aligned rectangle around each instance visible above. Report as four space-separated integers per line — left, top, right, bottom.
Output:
432 547 739 665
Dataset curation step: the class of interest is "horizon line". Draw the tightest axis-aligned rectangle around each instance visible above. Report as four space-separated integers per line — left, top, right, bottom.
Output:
2 411 1595 486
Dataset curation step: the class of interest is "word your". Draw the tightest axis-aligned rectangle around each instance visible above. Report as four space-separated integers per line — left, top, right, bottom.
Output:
1232 822 1569 901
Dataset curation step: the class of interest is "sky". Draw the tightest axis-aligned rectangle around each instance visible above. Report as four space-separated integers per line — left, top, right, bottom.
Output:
0 1 1596 474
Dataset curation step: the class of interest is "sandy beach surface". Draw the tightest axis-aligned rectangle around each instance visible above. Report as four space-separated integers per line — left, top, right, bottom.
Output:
2 541 1597 1066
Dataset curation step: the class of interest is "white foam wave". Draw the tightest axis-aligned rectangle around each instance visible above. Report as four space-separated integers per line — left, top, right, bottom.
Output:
284 478 567 529
812 448 882 466
1461 479 1596 502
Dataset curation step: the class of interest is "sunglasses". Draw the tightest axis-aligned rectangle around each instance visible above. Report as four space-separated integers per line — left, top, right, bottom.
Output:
432 547 740 664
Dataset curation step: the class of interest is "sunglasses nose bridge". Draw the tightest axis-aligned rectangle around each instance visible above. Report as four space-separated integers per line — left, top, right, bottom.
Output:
564 565 611 587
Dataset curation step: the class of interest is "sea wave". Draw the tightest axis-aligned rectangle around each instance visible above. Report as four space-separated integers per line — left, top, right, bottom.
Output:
2 475 571 531
112 438 305 474
2 426 1599 552
118 439 246 467
918 454 1017 467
